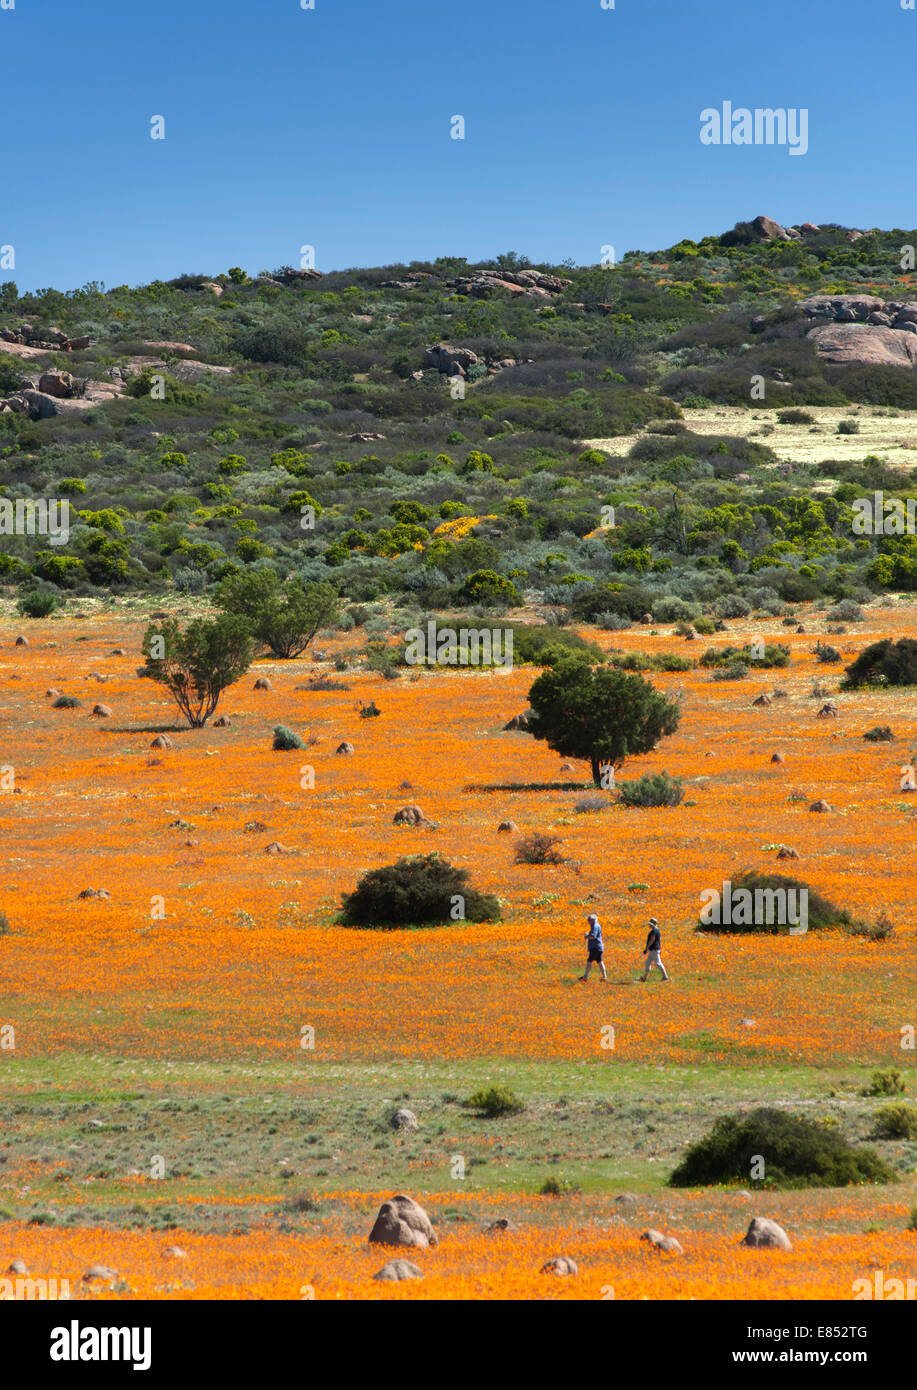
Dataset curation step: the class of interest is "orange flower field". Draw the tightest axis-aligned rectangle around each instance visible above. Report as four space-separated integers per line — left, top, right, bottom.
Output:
0 604 915 1065
3 1190 916 1301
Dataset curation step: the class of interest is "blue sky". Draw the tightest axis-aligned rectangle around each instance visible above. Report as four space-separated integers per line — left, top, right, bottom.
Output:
1 0 912 290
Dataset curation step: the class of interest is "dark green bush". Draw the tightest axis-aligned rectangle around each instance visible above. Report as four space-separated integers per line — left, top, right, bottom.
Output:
863 726 894 742
844 639 917 688
669 1107 897 1189
695 869 855 935
339 852 500 928
862 1069 907 1098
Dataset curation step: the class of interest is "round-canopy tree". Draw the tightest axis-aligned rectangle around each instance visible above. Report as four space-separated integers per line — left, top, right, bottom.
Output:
141 614 254 727
526 657 681 785
215 571 340 659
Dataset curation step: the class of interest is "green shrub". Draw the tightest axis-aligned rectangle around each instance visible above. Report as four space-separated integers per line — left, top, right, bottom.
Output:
463 569 519 605
863 726 894 742
272 724 305 751
701 643 790 669
844 639 917 688
463 1085 524 1117
838 418 860 435
693 616 716 635
619 771 684 807
339 852 500 928
510 625 603 666
669 1107 897 1189
777 408 815 424
872 1103 917 1140
862 1069 906 1098
0 910 11 936
815 641 842 664
696 869 855 936
17 590 59 618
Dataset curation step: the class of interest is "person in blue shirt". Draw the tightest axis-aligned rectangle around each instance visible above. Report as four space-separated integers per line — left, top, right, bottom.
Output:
639 917 670 982
580 913 607 982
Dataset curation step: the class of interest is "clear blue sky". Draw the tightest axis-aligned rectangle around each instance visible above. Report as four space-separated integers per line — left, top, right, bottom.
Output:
1 0 911 291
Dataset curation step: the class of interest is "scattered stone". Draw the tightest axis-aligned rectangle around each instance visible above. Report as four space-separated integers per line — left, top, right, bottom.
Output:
373 1259 424 1282
263 841 294 855
45 688 61 699
809 799 831 813
7 1259 27 1275
91 703 112 718
742 1217 792 1251
14 636 29 647
540 1255 578 1276
614 1194 638 1211
752 695 772 707
770 752 785 763
150 734 173 750
817 702 839 718
82 1265 118 1282
110 648 127 656
162 1246 187 1259
497 820 519 834
503 710 533 731
253 677 272 690
777 845 800 860
393 804 427 826
368 1194 438 1249
739 1018 757 1028
244 821 268 833
640 1229 683 1255
77 888 110 900
485 1217 519 1234
335 741 355 755
212 715 231 727
390 1108 419 1132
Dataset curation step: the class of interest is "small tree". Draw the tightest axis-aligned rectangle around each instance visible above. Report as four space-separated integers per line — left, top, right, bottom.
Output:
215 570 339 659
141 614 254 727
527 658 680 786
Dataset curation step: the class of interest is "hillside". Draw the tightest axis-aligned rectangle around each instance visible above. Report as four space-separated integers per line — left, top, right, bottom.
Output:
2 216 917 621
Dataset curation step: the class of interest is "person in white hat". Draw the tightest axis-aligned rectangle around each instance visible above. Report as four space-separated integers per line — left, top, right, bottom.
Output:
639 917 669 982
580 913 607 982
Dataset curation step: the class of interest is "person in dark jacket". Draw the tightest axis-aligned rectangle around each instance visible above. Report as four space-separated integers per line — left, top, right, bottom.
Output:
639 916 669 982
580 913 607 982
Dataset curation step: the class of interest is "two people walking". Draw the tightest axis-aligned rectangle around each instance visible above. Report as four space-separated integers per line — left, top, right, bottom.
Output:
579 914 670 982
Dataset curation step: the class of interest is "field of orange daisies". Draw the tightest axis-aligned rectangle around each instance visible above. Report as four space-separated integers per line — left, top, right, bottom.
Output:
0 601 915 1067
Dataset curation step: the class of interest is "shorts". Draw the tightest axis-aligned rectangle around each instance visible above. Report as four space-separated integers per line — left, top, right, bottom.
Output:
588 945 604 963
645 949 662 966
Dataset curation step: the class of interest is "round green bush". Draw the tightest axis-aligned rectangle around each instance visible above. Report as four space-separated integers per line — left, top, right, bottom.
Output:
669 1108 897 1189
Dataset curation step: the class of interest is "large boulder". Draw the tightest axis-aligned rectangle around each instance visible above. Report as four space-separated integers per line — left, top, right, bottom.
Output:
503 710 534 731
751 215 790 242
390 1108 419 1131
540 1255 578 1276
38 371 76 398
393 804 427 826
640 1228 683 1255
807 323 917 369
742 1217 792 1251
799 294 886 321
422 342 479 374
368 1194 438 1249
19 389 59 419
